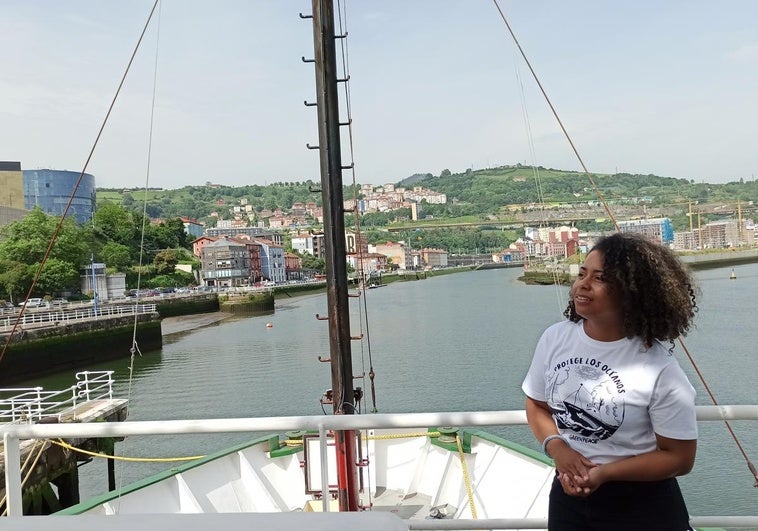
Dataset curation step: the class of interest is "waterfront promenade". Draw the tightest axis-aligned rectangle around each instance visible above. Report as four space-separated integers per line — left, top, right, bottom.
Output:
0 303 157 335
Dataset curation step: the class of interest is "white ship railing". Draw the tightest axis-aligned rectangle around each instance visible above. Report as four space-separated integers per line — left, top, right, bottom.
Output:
0 371 115 424
3 405 758 528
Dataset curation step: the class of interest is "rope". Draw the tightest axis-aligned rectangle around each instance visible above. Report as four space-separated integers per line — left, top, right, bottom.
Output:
50 438 203 463
456 435 478 519
116 0 164 514
366 431 440 441
678 338 758 487
128 0 164 375
492 0 618 232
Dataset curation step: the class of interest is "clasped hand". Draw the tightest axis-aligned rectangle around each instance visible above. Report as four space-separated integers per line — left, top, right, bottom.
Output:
553 445 602 497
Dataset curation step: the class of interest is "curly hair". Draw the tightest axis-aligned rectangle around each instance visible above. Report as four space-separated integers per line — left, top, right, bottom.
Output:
563 232 698 347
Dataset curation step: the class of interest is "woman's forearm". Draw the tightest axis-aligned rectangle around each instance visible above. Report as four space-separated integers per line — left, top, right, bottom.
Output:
594 437 696 483
525 397 559 441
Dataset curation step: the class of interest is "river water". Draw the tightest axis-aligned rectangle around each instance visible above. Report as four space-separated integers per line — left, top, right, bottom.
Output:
24 263 758 521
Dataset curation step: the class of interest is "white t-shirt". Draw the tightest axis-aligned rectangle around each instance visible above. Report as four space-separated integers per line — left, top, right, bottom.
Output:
522 320 697 464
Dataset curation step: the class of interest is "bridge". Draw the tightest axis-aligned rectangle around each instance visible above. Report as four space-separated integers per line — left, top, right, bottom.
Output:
0 371 128 514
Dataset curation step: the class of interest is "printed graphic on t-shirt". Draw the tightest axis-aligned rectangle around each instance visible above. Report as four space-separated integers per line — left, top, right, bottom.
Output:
547 357 626 441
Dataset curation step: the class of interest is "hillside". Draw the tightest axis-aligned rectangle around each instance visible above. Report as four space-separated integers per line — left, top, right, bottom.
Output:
401 165 756 208
97 165 758 230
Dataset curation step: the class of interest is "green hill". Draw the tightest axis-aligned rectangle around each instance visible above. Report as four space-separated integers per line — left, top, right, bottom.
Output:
98 165 758 229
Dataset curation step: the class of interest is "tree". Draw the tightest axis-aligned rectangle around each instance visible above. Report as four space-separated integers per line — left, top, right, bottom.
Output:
0 260 33 303
36 258 80 295
153 249 179 275
0 208 88 266
93 202 137 246
122 192 135 208
100 242 133 271
164 218 190 249
300 252 325 273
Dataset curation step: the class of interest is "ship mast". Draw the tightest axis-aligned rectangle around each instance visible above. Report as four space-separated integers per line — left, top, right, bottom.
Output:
310 0 360 511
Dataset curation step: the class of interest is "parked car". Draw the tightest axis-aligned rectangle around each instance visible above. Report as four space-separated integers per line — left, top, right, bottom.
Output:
50 298 69 307
18 297 44 308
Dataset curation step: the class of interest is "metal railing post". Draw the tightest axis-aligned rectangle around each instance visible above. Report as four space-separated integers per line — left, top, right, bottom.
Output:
34 386 43 421
319 423 330 512
78 371 91 401
3 432 23 516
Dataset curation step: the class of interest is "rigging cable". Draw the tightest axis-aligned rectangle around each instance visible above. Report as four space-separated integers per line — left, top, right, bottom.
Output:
335 0 379 416
128 0 164 400
0 0 162 369
678 338 758 487
335 0 377 509
511 50 566 313
492 0 756 487
116 0 164 514
492 0 618 231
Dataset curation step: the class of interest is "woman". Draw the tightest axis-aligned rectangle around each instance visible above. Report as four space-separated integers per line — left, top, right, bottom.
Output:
522 232 698 530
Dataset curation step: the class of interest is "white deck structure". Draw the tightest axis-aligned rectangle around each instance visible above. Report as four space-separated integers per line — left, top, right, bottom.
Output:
2 406 757 529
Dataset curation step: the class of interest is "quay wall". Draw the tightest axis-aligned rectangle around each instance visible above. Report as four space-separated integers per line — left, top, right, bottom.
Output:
152 293 219 317
679 248 758 269
0 314 161 385
219 292 275 314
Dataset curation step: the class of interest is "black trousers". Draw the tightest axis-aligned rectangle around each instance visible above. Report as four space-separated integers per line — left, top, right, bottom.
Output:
548 475 694 531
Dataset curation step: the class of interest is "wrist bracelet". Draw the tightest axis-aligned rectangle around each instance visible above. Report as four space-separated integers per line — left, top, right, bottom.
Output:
541 434 568 458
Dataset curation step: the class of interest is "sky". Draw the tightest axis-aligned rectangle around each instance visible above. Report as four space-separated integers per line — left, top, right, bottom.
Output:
1 1 757 190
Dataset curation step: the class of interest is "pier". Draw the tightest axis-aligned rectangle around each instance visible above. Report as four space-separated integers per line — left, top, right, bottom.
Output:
0 371 127 515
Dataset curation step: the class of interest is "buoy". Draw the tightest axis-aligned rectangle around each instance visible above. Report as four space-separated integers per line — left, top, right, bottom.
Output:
730 269 736 280
266 323 273 328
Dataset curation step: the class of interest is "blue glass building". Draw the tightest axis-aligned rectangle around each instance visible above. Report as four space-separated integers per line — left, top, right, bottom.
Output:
23 169 96 224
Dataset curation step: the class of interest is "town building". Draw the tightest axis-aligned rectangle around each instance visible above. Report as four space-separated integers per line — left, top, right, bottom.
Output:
420 248 449 268
254 238 286 284
200 237 254 287
617 217 674 244
80 262 126 301
346 252 388 276
205 226 282 246
23 168 96 224
291 232 326 259
181 217 204 238
370 241 412 270
192 236 218 258
0 161 27 225
284 252 304 281
345 231 369 258
516 225 580 259
673 219 755 250
493 249 525 264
